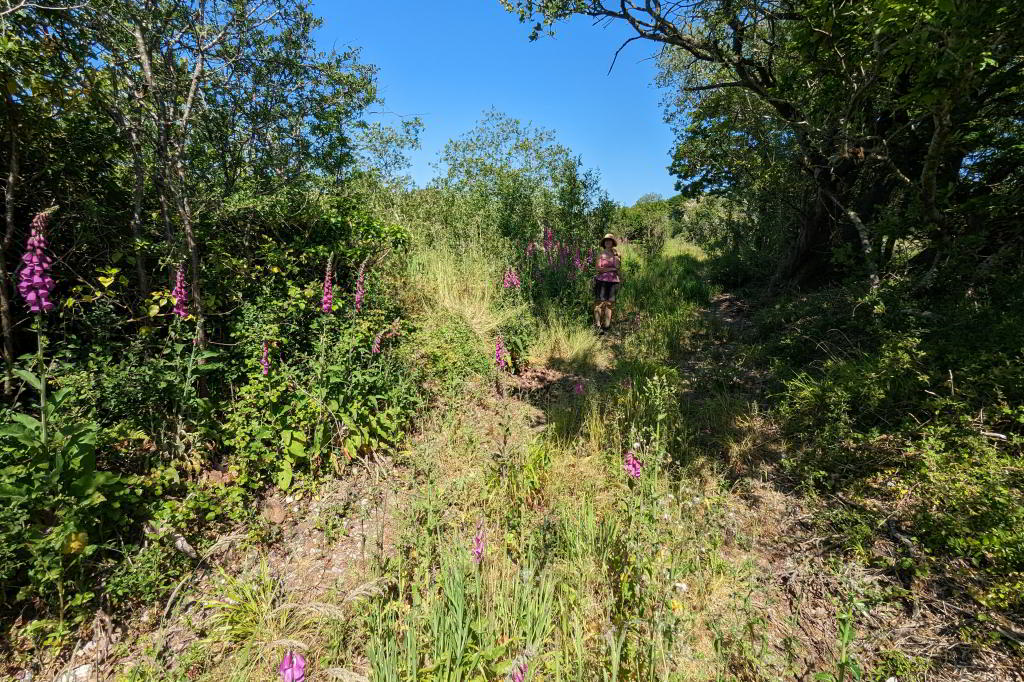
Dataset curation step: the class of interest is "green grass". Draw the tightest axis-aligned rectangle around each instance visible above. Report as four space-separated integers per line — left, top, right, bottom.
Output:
113 237 1016 681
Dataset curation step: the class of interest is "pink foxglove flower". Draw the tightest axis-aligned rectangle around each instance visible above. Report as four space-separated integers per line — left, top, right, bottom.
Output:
471 522 486 564
261 341 270 376
372 332 382 354
624 450 643 479
495 335 508 371
503 268 521 289
354 262 366 312
18 211 56 314
543 227 554 253
172 266 189 318
278 650 305 682
526 241 535 257
511 662 528 682
573 380 584 395
573 247 582 271
321 260 333 313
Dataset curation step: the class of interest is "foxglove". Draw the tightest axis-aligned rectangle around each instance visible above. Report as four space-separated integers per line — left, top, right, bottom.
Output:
321 259 333 313
172 266 189 318
372 332 382 354
503 268 521 289
495 335 508 371
471 522 486 564
18 211 56 314
543 227 554 253
261 341 270 376
511 662 528 682
526 241 535 258
573 380 584 395
278 650 306 682
354 262 366 312
624 450 643 479
573 247 582 271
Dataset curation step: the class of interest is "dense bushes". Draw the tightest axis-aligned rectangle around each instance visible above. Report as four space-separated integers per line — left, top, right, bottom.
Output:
747 273 1024 611
0 192 422 637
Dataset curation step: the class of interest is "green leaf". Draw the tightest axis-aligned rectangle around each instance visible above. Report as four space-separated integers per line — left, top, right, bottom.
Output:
11 413 42 432
13 369 41 391
276 459 293 490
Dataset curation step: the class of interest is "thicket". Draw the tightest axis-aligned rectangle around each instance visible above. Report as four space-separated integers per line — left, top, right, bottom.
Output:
0 0 429 642
0 0 621 649
505 0 1024 614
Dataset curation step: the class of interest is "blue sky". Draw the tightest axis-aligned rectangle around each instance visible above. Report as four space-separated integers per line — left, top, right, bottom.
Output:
312 2 678 206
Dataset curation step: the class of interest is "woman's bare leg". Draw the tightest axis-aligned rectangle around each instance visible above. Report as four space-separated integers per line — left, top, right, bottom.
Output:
594 302 603 328
602 302 614 329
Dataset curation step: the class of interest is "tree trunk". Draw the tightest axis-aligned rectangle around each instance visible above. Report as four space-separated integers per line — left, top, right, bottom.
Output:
774 191 833 287
129 136 149 297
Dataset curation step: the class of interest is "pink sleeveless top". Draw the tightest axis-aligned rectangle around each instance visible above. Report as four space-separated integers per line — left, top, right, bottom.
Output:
595 252 620 283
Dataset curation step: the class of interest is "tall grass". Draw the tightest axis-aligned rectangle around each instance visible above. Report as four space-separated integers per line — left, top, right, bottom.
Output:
407 240 527 339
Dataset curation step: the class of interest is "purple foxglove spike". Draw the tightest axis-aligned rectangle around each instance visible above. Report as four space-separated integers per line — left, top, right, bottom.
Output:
624 450 643 479
172 266 189 318
261 341 270 376
495 336 507 371
471 523 486 564
321 259 333 313
278 650 306 682
17 214 57 314
372 332 382 354
354 261 366 312
573 380 584 395
511 662 528 682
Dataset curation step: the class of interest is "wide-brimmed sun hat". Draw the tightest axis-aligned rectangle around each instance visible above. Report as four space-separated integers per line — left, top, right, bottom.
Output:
600 233 617 247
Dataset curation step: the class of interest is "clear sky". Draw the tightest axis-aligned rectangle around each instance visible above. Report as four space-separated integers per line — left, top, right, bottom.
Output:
311 1 678 206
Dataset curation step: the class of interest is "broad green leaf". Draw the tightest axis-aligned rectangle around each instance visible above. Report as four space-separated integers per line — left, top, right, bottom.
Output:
13 369 41 390
276 459 293 490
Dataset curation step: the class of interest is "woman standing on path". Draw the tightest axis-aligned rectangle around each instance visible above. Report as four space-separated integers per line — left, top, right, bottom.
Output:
593 233 621 335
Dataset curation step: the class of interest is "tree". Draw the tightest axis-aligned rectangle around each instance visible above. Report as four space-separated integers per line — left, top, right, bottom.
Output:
502 0 1024 287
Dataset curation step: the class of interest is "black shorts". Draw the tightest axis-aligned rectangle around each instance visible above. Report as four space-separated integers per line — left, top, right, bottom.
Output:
593 279 620 302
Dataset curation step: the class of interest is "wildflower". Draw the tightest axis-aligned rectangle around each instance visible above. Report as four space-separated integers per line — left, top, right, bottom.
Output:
586 247 595 267
495 335 508 370
543 227 554 252
372 332 382 354
278 650 306 682
62 531 88 555
511 662 528 682
354 261 366 312
621 377 633 390
471 522 486 564
321 259 333 313
18 211 56 314
624 450 643 479
503 267 521 289
261 341 270 375
573 380 584 395
572 247 582 271
172 266 189 318
526 241 535 257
